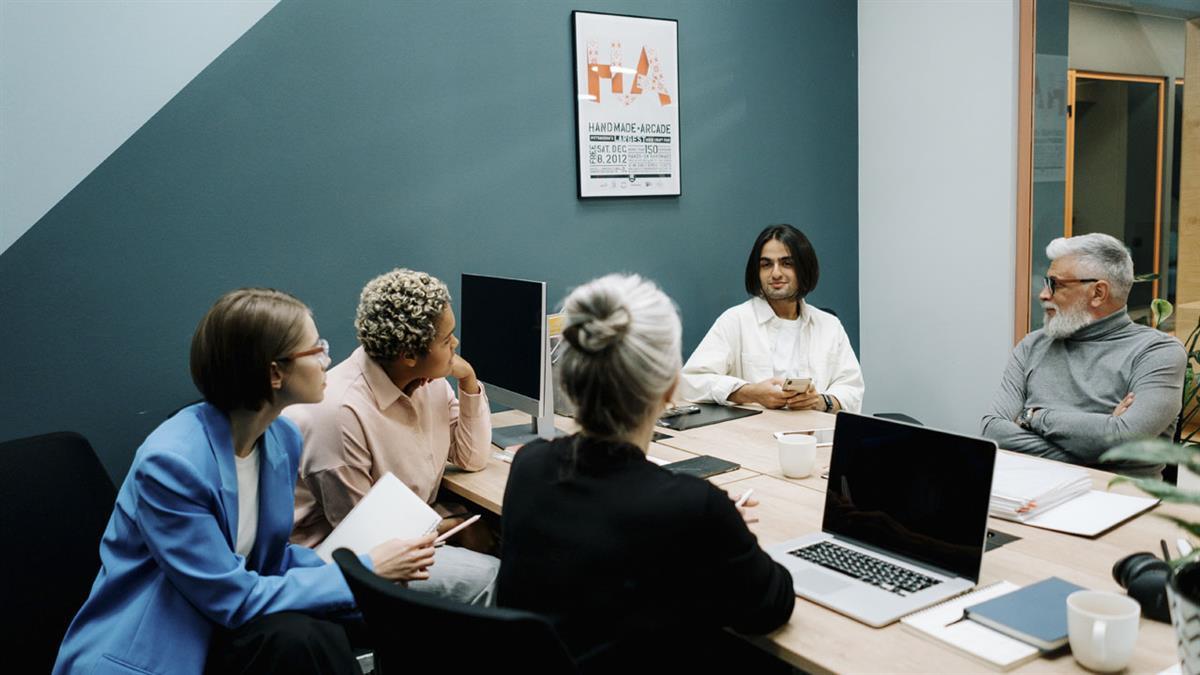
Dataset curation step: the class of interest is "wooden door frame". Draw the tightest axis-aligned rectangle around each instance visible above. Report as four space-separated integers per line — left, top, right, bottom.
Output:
1063 69 1165 300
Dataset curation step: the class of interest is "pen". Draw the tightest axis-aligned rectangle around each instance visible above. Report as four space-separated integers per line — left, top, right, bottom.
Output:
735 489 754 508
435 514 481 545
1162 539 1172 563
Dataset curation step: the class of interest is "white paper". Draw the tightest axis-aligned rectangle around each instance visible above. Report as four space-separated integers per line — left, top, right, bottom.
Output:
574 12 680 197
990 454 1092 521
1022 490 1159 537
314 472 441 562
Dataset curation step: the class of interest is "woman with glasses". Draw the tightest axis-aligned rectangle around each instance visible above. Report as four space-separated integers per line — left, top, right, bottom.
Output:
497 274 795 669
55 288 436 675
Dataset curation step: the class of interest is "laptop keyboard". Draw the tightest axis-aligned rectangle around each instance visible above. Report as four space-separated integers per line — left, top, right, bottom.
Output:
788 541 941 596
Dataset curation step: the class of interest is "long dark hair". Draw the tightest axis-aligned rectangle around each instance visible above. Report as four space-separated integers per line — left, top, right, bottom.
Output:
743 224 819 300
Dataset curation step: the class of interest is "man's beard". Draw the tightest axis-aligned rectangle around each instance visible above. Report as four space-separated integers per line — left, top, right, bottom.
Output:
1043 300 1093 339
763 285 796 301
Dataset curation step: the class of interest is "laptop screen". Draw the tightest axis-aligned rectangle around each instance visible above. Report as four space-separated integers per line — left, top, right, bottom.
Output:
822 413 996 581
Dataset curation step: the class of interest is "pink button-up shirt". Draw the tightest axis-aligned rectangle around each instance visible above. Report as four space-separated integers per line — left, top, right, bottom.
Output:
285 347 491 547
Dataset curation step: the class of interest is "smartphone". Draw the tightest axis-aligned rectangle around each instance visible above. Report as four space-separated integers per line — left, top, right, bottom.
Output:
782 377 812 392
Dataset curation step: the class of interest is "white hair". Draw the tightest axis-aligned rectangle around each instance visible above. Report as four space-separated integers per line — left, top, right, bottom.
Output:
1045 233 1134 303
557 273 681 439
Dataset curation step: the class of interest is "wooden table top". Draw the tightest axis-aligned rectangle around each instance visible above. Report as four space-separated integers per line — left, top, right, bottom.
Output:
440 407 1190 673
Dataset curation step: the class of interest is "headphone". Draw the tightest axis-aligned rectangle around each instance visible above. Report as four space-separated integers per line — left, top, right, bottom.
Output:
1112 552 1171 623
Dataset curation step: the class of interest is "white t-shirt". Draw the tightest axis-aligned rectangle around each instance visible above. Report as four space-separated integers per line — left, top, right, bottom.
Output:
769 315 809 379
679 297 865 412
234 447 260 559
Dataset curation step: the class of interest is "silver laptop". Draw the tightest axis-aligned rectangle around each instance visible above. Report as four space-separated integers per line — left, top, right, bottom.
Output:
768 413 997 627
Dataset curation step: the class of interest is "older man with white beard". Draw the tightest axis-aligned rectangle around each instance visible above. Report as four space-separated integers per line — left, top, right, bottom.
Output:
981 233 1186 477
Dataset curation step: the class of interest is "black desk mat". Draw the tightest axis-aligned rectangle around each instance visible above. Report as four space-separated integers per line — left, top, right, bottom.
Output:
656 403 762 431
985 528 1021 551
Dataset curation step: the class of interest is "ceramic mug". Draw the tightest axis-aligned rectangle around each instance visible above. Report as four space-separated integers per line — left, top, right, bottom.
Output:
778 433 818 478
1067 590 1140 672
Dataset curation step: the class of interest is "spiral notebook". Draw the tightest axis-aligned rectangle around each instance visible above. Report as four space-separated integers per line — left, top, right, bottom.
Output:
900 582 1040 671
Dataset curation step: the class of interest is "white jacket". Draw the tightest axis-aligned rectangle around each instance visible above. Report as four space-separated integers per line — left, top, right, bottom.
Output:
679 297 865 412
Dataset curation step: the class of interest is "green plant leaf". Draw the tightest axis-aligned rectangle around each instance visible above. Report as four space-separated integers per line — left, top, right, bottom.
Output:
1107 476 1200 505
1169 548 1200 571
1156 514 1200 540
1151 299 1173 328
1100 439 1200 476
1134 273 1160 283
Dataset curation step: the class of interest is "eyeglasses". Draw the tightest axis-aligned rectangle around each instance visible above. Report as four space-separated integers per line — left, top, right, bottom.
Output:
1042 276 1099 294
278 338 330 369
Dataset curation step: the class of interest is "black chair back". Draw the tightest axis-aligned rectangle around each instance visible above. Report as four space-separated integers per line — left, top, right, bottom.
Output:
0 432 116 672
874 412 924 426
332 548 577 673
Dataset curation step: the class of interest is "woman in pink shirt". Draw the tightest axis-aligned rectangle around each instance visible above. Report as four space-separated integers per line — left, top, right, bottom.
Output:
287 269 497 605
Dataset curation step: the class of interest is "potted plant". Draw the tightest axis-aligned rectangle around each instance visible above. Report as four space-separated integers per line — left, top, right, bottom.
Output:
1100 320 1200 670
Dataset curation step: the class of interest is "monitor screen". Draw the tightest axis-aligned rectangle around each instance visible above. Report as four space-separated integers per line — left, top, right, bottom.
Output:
459 274 545 404
822 414 996 581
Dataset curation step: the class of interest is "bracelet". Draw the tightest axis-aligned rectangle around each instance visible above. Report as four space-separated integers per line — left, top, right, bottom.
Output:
821 394 833 412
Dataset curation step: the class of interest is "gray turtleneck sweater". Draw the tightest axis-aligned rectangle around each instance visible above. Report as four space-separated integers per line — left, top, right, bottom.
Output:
981 309 1186 476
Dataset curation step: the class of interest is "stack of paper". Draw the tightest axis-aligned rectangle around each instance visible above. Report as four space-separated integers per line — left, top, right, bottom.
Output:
989 454 1092 522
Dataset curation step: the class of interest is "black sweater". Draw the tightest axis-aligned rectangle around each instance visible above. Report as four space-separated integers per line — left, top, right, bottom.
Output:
497 434 794 660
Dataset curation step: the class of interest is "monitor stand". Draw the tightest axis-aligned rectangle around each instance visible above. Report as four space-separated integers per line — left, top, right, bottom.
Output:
491 412 568 450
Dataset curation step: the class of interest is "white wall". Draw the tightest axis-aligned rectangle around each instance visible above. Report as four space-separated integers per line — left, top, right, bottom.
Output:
0 0 278 255
1070 2 1187 78
858 0 1019 434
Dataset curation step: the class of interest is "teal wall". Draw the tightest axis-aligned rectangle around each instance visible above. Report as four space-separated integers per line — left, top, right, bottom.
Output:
0 0 859 481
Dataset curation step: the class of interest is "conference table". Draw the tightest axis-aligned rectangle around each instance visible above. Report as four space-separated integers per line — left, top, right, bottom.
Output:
441 409 1184 674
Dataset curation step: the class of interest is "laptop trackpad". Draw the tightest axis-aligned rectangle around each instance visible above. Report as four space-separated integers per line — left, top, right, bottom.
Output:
794 569 852 595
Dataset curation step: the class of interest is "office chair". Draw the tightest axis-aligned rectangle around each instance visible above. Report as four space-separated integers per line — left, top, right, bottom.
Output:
0 432 116 672
873 412 924 426
332 549 578 673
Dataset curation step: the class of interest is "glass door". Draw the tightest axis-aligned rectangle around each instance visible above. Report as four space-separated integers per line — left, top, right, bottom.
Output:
1064 70 1165 309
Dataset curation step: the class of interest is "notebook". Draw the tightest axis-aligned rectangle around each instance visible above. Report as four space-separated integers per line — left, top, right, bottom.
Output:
662 455 740 478
964 576 1085 650
1021 490 1158 537
901 581 1040 671
313 472 441 562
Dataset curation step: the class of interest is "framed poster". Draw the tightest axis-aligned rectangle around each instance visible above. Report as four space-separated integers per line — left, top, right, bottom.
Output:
572 11 680 198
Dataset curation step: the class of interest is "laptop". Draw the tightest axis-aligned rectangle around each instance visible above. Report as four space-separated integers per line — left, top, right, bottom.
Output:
768 413 997 627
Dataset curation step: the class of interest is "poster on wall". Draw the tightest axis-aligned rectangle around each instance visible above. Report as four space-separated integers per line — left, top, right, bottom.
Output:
572 11 680 198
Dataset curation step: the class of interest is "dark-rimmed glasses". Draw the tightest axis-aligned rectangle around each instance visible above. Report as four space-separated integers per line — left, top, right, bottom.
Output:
278 338 330 369
1042 276 1098 295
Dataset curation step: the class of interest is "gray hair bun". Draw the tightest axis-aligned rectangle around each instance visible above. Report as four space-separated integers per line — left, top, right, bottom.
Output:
564 305 631 354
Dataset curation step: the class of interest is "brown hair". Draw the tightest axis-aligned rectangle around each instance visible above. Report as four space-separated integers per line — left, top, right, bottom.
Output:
190 288 310 413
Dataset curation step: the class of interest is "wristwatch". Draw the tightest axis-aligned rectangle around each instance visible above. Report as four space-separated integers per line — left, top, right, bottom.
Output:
1017 407 1040 430
821 394 834 413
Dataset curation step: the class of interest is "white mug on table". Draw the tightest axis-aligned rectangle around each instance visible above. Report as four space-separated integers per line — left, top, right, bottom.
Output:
777 433 817 478
1067 590 1140 673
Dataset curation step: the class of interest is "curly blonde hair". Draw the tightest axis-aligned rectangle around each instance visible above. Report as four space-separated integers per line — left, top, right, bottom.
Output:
355 269 450 362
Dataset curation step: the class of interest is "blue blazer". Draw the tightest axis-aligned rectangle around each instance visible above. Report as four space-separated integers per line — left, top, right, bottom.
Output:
54 403 365 675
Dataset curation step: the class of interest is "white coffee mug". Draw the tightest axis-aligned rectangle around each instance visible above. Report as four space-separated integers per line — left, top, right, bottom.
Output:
1067 590 1140 673
778 433 817 478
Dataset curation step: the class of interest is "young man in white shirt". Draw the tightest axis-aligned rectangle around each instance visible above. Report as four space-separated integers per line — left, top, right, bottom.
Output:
679 224 865 412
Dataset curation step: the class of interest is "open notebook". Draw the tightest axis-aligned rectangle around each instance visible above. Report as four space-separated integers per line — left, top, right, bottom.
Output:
900 582 1040 671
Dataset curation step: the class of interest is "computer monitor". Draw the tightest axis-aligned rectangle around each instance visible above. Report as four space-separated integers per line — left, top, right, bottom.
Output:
459 273 563 448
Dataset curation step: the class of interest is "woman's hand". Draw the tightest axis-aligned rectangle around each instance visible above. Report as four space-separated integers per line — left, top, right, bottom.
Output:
369 534 437 582
732 490 760 524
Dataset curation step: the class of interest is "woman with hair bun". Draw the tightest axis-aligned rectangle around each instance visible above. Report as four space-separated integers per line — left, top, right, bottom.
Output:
497 274 794 668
